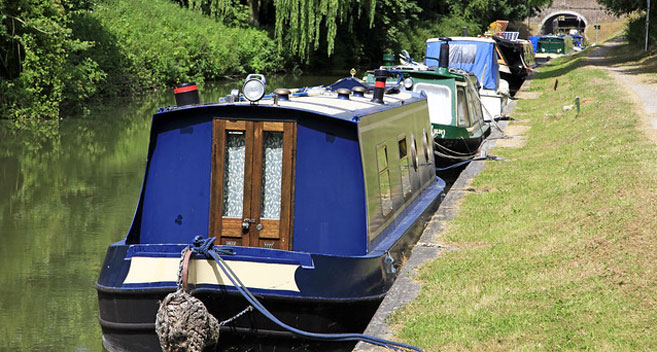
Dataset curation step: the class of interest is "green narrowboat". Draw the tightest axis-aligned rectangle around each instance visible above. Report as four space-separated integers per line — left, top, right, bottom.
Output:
535 35 573 59
367 50 491 166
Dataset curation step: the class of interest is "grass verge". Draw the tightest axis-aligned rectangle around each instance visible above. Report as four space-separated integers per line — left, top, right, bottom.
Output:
390 49 657 350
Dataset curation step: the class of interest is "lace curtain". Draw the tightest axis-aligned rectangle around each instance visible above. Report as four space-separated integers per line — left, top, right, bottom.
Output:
260 132 283 219
222 132 246 217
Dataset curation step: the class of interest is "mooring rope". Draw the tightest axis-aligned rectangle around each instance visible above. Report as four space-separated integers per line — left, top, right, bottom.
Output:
435 155 504 171
181 236 424 352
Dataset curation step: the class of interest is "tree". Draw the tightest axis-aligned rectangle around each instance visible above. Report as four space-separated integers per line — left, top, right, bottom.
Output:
596 0 647 15
0 0 103 119
273 0 376 60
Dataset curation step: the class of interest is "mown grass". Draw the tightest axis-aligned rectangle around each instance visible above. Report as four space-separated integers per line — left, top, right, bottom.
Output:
390 50 657 350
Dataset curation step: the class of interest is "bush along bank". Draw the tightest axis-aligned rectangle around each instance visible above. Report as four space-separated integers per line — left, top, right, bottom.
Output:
0 0 283 120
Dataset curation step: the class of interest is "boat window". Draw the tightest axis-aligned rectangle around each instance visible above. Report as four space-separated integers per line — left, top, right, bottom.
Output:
466 89 481 127
456 87 469 127
410 135 418 171
376 144 393 216
223 130 246 217
468 85 484 123
449 44 477 64
398 137 411 197
414 83 451 126
260 131 284 219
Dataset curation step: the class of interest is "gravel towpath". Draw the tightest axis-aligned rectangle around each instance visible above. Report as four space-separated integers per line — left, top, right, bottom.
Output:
587 40 657 143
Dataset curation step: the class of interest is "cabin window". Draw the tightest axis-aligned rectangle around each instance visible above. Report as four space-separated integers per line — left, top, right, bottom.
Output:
210 120 295 250
414 83 451 126
466 91 478 127
456 87 469 127
398 136 411 197
470 86 484 124
222 131 246 217
376 144 393 216
260 131 284 219
450 44 477 64
423 128 431 164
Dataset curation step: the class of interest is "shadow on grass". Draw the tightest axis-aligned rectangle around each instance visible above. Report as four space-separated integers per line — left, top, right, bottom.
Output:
533 54 590 80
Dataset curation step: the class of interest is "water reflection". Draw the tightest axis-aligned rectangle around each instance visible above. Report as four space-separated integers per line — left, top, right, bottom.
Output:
0 75 340 351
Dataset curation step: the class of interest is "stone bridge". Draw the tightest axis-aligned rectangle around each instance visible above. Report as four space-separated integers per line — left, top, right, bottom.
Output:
527 0 618 35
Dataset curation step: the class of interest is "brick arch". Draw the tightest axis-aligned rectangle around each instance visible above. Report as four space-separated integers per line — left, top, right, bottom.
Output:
539 10 588 33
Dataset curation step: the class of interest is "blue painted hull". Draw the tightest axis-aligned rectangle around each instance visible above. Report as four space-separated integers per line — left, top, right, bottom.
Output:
96 179 445 351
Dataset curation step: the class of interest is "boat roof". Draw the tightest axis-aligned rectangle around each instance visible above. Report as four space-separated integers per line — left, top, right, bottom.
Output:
390 66 473 82
427 36 495 44
156 89 424 124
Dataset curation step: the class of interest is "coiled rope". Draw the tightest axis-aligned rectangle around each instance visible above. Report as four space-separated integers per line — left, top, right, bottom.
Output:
158 236 424 352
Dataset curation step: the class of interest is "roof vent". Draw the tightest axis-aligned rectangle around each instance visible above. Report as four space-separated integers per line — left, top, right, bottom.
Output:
337 88 351 100
352 86 366 98
274 88 290 101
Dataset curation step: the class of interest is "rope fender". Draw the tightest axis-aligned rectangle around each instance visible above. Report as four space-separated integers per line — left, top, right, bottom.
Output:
155 247 220 352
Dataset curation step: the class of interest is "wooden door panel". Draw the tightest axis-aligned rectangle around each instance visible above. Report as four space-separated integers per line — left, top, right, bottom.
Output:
210 119 295 250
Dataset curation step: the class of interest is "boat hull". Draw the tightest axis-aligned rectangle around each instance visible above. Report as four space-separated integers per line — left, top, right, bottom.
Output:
96 178 444 351
98 287 381 352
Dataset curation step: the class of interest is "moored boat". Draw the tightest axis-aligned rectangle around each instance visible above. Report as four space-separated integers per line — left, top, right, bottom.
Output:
534 35 574 59
96 73 445 351
425 36 510 121
367 44 491 167
489 35 531 92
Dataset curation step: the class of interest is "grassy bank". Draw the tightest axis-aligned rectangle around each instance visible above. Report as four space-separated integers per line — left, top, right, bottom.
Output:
0 0 282 119
77 0 282 95
391 50 657 350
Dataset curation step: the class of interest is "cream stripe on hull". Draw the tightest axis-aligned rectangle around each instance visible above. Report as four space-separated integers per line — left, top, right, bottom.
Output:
123 257 301 292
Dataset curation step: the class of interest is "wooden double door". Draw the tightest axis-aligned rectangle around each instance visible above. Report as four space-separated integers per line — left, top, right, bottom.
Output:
209 119 295 250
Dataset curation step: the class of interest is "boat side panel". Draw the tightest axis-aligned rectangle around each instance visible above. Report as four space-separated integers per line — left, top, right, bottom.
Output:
292 116 367 256
139 115 213 244
358 101 436 243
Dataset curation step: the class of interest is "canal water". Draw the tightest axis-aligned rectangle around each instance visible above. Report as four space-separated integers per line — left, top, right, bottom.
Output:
0 75 340 351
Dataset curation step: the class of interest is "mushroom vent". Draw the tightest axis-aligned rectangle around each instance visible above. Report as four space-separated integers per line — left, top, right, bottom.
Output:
274 88 291 101
337 88 351 100
352 86 366 98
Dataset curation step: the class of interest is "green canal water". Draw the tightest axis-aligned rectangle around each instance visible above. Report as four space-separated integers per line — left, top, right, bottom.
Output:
0 75 340 351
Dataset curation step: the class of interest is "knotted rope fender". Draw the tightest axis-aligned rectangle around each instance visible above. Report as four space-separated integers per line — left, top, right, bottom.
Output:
155 247 220 352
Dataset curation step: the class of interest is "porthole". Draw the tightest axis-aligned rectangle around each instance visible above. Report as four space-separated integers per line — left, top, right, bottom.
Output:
410 134 418 171
422 128 431 164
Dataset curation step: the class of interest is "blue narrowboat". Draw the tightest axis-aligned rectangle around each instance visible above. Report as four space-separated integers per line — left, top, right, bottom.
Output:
96 73 445 351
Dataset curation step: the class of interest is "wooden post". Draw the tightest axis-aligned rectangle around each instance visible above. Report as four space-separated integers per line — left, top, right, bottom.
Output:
646 0 651 52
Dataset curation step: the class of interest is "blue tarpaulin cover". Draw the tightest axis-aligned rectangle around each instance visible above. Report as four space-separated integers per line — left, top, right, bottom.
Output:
529 36 540 53
425 38 500 91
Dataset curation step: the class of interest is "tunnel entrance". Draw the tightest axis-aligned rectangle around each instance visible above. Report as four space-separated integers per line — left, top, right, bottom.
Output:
539 11 587 35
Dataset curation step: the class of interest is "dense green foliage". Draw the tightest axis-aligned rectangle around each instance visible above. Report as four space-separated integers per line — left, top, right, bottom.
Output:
0 0 104 119
597 0 657 47
1 0 553 120
0 0 281 120
78 0 281 94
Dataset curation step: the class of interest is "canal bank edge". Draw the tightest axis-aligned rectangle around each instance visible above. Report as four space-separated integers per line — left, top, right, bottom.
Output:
353 73 534 351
